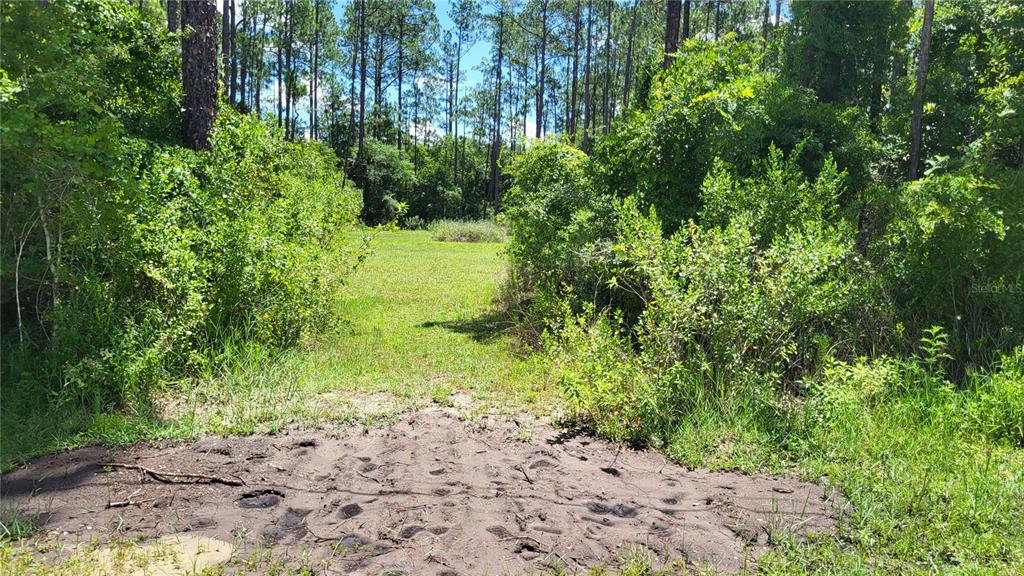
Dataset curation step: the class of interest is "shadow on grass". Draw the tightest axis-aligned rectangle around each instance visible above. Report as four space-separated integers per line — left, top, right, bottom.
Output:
419 309 515 344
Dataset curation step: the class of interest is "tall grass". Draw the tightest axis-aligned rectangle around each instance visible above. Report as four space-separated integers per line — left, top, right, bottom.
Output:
428 219 507 243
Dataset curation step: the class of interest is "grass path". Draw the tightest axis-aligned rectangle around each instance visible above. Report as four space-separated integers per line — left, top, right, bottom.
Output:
179 230 552 432
2 231 552 469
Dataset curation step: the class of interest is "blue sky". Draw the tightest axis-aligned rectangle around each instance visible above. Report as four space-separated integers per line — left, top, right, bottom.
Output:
435 0 493 87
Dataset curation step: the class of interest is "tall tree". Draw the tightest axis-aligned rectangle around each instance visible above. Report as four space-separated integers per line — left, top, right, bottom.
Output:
488 1 507 206
581 0 593 151
664 0 681 69
623 0 640 108
450 0 480 184
358 0 367 156
182 0 219 150
222 0 231 91
168 0 179 32
908 0 934 180
535 0 549 138
682 0 690 39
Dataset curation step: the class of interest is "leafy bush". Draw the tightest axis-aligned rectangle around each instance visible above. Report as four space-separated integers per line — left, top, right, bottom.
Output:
428 219 506 243
593 38 876 227
503 140 619 308
967 347 1024 446
882 167 1023 363
0 1 363 408
355 138 415 225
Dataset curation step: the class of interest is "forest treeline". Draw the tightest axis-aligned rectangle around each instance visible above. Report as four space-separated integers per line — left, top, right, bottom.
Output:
164 0 827 223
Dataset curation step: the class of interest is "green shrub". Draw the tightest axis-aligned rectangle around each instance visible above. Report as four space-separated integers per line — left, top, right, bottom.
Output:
967 347 1024 446
593 38 876 227
355 138 415 225
503 139 624 318
427 219 506 243
15 110 364 407
882 168 1023 364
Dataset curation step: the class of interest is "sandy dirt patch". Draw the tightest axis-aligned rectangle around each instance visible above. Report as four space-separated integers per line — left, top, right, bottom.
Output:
2 409 841 574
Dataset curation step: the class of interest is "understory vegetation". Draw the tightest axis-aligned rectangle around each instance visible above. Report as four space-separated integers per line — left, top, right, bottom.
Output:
1 2 363 460
501 3 1024 574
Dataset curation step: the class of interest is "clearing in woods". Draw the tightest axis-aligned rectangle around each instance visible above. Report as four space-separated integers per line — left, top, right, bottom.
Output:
1 231 841 575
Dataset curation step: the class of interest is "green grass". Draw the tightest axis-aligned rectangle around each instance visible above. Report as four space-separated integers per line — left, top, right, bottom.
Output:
1 230 552 470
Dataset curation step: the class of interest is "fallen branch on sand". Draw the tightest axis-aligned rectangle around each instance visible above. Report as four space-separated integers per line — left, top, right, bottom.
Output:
99 462 245 486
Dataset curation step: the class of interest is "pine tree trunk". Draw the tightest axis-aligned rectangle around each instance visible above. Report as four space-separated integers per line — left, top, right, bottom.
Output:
182 0 219 150
222 0 230 93
536 0 548 138
312 0 320 140
714 0 721 41
908 0 934 180
285 0 293 139
569 0 581 139
397 18 404 149
488 6 506 207
229 0 237 105
239 3 248 110
358 0 367 157
277 9 283 128
167 0 178 32
624 0 639 108
664 0 681 69
682 0 690 39
601 0 611 134
582 0 593 152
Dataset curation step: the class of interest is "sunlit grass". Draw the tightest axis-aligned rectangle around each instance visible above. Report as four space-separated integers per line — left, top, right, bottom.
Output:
1 230 553 469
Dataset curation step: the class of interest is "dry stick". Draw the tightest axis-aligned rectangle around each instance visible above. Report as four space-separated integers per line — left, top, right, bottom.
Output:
497 535 547 551
100 462 245 486
107 497 156 509
513 464 534 484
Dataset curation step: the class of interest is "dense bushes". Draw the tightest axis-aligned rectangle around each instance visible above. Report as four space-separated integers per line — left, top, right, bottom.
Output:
1 1 363 408
346 135 495 226
592 39 875 226
503 33 1022 464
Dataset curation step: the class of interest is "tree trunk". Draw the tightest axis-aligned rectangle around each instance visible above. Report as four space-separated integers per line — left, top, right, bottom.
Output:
358 0 367 157
582 0 593 151
623 0 639 108
714 0 721 41
312 0 320 140
569 0 581 139
285 0 293 139
908 0 934 180
222 0 230 92
664 0 681 69
536 0 548 138
277 8 284 128
601 0 611 134
167 0 178 31
397 17 404 149
349 26 357 147
239 3 248 109
454 27 465 183
257 12 267 114
182 0 219 150
229 0 237 105
762 0 770 44
488 6 506 207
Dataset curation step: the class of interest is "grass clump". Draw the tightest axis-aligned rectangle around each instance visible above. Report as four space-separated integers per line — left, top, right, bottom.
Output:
428 219 507 243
